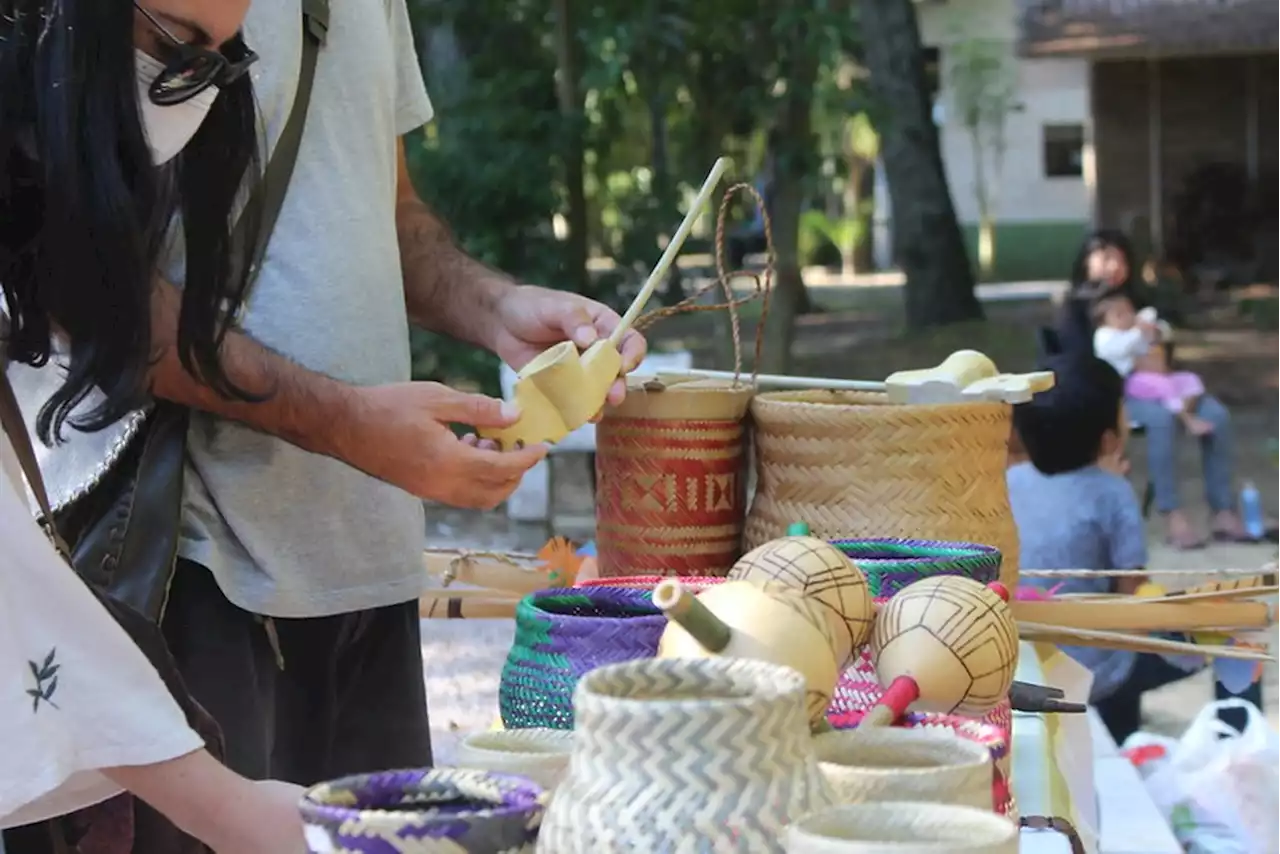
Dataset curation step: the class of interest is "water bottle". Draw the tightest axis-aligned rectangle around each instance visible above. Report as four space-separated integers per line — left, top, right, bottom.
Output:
1240 481 1265 540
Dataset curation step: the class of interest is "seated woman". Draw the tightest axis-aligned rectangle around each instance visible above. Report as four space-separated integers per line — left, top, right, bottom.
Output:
1062 230 1249 549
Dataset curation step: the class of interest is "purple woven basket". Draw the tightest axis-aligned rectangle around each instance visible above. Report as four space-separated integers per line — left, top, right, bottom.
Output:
300 768 544 853
499 587 664 730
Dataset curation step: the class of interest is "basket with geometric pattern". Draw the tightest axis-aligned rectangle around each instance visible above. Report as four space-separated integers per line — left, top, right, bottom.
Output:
499 587 665 730
300 767 545 853
831 538 1002 598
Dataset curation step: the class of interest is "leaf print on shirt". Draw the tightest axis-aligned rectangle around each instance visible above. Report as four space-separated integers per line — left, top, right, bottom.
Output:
27 647 60 712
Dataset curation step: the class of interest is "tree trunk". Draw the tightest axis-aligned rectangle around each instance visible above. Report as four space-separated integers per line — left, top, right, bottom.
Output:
551 0 589 295
970 128 994 281
857 0 982 328
852 166 876 272
760 31 820 373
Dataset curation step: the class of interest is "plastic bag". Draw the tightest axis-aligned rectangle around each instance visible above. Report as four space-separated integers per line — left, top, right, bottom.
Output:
1123 699 1279 854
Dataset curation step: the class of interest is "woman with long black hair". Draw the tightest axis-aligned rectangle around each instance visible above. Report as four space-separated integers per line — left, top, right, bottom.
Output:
1058 229 1248 550
1 2 303 851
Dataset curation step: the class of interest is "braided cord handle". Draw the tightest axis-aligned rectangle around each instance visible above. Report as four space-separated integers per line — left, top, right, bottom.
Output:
634 182 774 384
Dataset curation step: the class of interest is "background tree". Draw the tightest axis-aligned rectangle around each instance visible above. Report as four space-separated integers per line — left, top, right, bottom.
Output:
948 37 1022 282
856 0 983 328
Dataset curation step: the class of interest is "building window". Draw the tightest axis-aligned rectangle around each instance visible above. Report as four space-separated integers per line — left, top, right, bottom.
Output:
1043 124 1084 178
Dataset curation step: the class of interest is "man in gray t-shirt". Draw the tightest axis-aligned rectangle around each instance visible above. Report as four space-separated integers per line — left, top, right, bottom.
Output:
141 1 646 786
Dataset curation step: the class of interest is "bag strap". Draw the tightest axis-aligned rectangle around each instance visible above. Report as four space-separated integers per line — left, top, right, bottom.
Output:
0 370 73 561
231 0 329 302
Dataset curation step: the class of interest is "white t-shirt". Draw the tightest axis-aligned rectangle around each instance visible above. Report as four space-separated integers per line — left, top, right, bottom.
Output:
0 425 202 828
1093 326 1149 377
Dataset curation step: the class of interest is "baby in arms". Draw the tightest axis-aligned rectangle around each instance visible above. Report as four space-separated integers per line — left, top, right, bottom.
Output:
1091 289 1214 436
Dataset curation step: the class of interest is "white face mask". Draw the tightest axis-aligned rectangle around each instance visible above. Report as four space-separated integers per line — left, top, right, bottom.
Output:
135 50 220 165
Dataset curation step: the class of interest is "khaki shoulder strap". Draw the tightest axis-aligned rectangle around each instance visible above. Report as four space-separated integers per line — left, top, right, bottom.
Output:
232 0 329 299
0 370 73 560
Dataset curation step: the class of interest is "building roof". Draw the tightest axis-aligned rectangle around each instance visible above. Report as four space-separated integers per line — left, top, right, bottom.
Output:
1017 0 1280 58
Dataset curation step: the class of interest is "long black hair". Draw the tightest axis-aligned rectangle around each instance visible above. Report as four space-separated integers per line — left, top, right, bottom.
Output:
1068 228 1138 291
0 0 263 444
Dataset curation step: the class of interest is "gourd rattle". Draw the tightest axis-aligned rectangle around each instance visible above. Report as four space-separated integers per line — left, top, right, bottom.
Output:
478 157 732 449
653 578 841 728
726 531 875 669
660 349 1056 405
863 576 1019 726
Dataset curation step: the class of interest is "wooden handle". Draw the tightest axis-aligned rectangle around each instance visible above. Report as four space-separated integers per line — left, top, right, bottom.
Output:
861 676 920 727
611 157 732 345
654 578 733 653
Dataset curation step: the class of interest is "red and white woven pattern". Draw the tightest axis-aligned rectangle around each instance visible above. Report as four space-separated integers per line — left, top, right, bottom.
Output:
829 646 1016 817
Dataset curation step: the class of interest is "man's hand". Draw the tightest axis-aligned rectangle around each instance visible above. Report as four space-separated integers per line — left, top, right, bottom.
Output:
338 383 548 509
489 285 648 407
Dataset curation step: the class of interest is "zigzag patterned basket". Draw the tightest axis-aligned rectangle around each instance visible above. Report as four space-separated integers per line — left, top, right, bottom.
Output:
499 587 664 730
540 657 835 853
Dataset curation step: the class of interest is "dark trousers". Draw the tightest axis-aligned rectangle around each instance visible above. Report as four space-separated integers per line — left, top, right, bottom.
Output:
162 559 433 784
1096 653 1264 745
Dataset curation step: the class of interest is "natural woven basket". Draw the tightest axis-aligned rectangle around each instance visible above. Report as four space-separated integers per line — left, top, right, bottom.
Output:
812 728 993 811
455 728 575 790
745 390 1020 589
595 378 755 578
498 588 664 730
784 802 1018 853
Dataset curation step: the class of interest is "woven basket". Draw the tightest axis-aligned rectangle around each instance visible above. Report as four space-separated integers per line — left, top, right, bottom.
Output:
539 657 834 853
784 802 1018 853
825 701 1014 817
455 728 575 790
499 588 664 730
745 391 1020 589
576 574 726 592
812 728 993 810
300 768 544 854
595 378 755 578
831 538 1002 598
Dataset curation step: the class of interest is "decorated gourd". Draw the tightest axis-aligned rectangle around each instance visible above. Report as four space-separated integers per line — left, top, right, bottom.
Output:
865 576 1018 725
728 534 874 669
653 579 841 728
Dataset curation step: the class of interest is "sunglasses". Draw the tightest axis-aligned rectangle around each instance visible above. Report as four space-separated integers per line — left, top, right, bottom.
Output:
134 3 259 106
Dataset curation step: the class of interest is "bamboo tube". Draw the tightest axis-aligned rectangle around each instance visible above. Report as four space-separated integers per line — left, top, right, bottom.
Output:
1011 598 1272 632
1017 622 1275 660
652 579 733 653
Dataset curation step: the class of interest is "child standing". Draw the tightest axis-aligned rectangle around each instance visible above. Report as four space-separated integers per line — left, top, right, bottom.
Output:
1007 350 1203 743
1091 290 1215 436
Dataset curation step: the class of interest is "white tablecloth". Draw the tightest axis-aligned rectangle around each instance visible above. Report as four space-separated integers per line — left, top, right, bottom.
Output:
1012 644 1182 854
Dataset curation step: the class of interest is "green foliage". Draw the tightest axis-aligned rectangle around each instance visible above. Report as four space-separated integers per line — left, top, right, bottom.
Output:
399 0 966 384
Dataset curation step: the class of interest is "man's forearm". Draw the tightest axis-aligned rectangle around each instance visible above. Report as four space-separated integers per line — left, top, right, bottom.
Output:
395 192 512 347
148 279 358 459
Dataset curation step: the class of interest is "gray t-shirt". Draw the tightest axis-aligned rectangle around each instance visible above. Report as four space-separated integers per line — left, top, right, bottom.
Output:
163 0 436 617
1006 462 1148 701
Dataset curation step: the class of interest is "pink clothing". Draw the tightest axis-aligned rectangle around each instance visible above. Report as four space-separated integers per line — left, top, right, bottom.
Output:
1125 370 1205 413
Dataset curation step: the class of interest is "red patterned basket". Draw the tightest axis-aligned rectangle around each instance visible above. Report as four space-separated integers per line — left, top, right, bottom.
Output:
595 380 754 578
576 575 726 593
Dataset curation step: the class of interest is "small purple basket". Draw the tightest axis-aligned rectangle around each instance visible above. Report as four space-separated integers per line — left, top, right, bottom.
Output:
499 587 665 730
299 768 544 853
